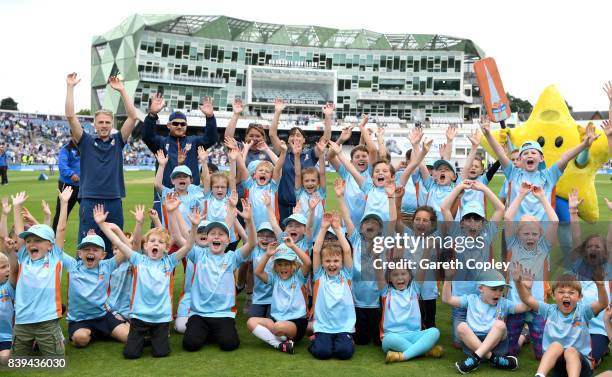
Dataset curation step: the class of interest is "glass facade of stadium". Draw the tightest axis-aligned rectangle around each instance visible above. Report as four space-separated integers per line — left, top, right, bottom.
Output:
91 15 485 122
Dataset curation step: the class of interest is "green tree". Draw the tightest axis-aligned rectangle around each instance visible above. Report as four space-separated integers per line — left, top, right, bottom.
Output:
506 93 533 116
0 97 18 111
76 109 91 115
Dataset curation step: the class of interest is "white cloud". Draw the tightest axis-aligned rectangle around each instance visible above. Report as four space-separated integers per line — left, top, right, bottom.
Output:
0 0 610 113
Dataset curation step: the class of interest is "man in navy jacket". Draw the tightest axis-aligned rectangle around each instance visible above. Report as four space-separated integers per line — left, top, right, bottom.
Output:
52 140 80 231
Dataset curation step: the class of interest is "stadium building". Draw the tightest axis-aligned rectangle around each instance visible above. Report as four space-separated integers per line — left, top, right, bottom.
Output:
91 14 485 123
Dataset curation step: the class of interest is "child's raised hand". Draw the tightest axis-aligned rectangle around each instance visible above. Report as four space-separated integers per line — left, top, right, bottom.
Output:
197 146 209 163
262 190 271 207
87 228 97 236
569 188 583 212
164 192 180 212
308 193 321 211
322 102 336 117
315 137 327 155
266 242 279 256
519 182 532 195
155 149 168 165
274 98 286 113
279 140 288 153
327 140 342 154
605 197 612 212
510 261 523 282
20 208 36 225
330 212 342 229
148 208 159 220
1 198 11 216
292 202 302 214
321 212 333 229
333 178 345 197
41 200 51 217
592 265 605 285
601 120 612 138
467 129 481 147
243 140 254 152
358 113 369 128
394 186 405 201
339 125 354 143
237 198 252 221
479 116 491 136
445 125 457 141
3 237 16 253
224 136 239 151
375 127 385 140
421 138 433 154
232 98 244 115
384 181 396 197
187 206 203 226
177 149 187 165
130 205 145 223
93 204 108 225
227 190 238 208
283 236 295 248
470 180 485 192
531 185 545 200
409 127 423 146
58 185 73 204
227 147 239 162
11 192 28 207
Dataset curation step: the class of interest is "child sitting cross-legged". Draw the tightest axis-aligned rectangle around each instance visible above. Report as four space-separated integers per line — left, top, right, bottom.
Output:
443 267 532 374
248 239 311 354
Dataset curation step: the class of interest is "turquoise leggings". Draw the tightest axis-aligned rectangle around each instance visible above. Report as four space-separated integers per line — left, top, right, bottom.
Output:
382 327 440 360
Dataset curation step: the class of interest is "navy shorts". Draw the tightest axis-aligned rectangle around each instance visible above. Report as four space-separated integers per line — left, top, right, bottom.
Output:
0 341 11 351
272 317 308 343
68 312 125 341
462 332 508 357
249 304 271 319
552 353 592 377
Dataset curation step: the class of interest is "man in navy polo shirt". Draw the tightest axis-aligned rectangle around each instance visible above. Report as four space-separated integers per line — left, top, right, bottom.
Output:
65 73 138 257
141 92 218 214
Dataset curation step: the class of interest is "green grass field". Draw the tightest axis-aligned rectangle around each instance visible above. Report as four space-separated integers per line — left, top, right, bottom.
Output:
1 171 611 376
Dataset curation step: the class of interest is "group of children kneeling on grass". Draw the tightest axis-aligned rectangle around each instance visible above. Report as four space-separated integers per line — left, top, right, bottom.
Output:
1 114 611 377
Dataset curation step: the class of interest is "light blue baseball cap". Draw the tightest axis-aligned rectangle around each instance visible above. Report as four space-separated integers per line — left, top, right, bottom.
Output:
77 235 105 250
478 270 509 288
433 159 457 177
518 141 546 170
205 221 230 235
248 160 263 175
461 201 486 219
170 165 193 179
18 224 55 243
257 222 275 233
282 213 308 226
361 212 383 224
274 244 298 261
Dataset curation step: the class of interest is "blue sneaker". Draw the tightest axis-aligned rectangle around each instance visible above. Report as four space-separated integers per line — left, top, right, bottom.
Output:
456 355 480 374
490 355 518 370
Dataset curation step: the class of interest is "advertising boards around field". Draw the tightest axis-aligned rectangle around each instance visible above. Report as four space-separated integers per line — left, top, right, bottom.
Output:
474 57 511 123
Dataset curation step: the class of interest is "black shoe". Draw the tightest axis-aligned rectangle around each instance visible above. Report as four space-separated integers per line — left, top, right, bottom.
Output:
456 355 480 374
277 340 294 354
490 355 518 370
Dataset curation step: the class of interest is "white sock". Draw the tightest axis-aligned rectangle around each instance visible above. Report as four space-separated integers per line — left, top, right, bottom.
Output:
252 325 283 347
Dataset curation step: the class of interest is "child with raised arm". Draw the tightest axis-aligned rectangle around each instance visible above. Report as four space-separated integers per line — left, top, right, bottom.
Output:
330 135 429 222
334 177 396 346
308 212 355 360
0 198 17 364
64 229 129 348
327 115 375 227
569 189 612 367
182 198 256 352
249 239 311 354
481 117 597 222
504 182 559 360
440 179 505 349
233 136 287 230
154 150 204 228
443 267 531 374
106 206 149 322
514 265 609 377
294 137 327 240
410 126 459 220
96 204 199 359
